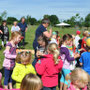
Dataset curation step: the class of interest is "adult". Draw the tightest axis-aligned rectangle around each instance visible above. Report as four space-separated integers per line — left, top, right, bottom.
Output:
11 21 20 33
18 17 27 46
0 20 9 47
33 18 52 53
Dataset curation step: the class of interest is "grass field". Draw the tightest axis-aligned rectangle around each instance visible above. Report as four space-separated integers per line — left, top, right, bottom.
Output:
0 25 90 89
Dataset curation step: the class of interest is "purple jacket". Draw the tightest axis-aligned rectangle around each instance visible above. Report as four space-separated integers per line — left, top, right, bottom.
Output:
60 45 74 69
3 42 16 70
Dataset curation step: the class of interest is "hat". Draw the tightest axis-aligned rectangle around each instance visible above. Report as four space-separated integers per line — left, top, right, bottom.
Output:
0 72 2 80
76 30 81 35
86 38 90 47
52 32 57 35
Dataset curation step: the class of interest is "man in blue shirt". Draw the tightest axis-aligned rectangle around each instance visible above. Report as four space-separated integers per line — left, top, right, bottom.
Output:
18 17 27 46
33 18 52 53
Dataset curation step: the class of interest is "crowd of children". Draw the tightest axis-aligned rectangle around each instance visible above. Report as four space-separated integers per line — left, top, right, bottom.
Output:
0 22 90 90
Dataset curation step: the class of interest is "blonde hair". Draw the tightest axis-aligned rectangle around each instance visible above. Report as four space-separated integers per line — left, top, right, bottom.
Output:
16 51 31 64
47 43 60 64
20 73 42 90
10 31 21 41
13 21 17 25
83 31 89 36
66 68 90 84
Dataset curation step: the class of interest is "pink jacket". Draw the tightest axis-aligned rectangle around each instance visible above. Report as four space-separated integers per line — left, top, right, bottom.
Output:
3 50 16 70
35 54 63 87
68 83 87 90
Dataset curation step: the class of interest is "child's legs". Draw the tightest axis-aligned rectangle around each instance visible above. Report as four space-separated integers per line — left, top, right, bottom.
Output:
8 70 13 89
63 68 71 89
60 71 64 90
4 68 12 89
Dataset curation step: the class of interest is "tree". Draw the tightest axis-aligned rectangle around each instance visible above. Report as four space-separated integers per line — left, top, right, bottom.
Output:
30 18 37 25
43 14 50 19
84 13 90 28
7 17 18 24
0 11 7 20
49 15 59 26
0 16 2 24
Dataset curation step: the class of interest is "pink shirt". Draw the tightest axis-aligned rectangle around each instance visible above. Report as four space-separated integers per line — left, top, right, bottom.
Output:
35 54 63 87
68 83 87 90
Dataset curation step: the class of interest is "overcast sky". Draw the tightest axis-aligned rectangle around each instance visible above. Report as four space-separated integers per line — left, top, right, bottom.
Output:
0 0 90 20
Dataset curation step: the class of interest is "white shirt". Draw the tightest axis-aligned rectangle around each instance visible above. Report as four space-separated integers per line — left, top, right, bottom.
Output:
11 26 20 32
75 35 80 48
49 38 57 44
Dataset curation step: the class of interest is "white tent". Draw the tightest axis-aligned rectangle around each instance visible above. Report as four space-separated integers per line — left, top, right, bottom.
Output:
56 22 70 26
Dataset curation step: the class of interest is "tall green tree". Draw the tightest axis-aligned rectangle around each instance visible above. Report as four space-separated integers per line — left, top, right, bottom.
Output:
7 17 18 24
84 13 90 28
49 15 59 26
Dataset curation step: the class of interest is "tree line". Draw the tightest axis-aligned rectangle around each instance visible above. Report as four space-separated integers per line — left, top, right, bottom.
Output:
0 11 90 28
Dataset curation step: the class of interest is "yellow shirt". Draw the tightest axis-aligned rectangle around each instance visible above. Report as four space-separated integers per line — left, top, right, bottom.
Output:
12 63 36 89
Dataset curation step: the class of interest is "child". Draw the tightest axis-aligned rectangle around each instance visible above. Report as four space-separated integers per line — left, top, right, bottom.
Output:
81 31 89 53
32 35 48 67
20 73 42 90
66 68 89 90
11 21 20 33
35 43 63 90
79 38 90 75
0 20 9 47
75 30 81 49
3 31 21 89
60 34 80 90
55 31 60 46
49 32 57 44
12 51 36 89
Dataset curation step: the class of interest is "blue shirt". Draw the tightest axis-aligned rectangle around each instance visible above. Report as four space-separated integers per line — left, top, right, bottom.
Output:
18 22 27 32
79 52 90 75
33 24 47 49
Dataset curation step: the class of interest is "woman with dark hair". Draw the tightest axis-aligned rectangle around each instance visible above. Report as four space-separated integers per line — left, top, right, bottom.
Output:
0 20 9 47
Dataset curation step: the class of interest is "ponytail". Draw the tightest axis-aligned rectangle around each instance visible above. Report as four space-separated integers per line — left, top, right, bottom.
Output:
53 49 60 64
48 43 60 64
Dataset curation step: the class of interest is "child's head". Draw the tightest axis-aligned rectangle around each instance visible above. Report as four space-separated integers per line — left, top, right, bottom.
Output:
37 35 48 47
76 30 81 35
52 32 57 39
66 68 89 89
60 34 73 46
86 38 90 51
20 73 42 90
83 31 89 37
10 31 21 44
2 20 7 26
47 43 60 64
13 21 18 26
16 51 31 65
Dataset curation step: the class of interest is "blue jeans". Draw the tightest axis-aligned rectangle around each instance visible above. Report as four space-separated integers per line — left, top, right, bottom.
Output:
4 68 12 85
43 86 56 90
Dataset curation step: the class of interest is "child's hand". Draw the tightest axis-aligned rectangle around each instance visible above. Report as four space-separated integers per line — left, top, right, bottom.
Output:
0 30 3 34
74 53 80 59
36 51 44 57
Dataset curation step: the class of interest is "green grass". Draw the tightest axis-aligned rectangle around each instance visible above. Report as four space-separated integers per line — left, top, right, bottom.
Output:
0 25 90 89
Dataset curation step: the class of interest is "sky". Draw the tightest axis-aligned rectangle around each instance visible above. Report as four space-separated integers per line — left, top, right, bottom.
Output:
0 0 90 21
